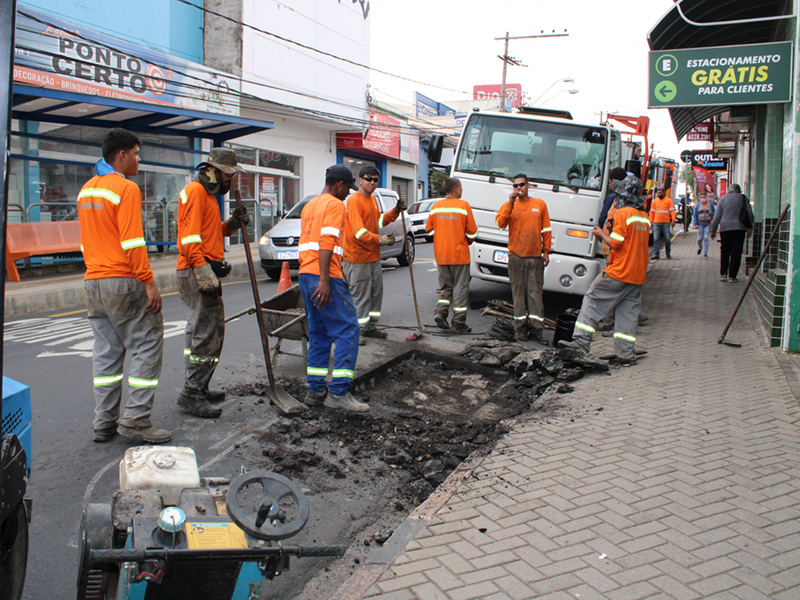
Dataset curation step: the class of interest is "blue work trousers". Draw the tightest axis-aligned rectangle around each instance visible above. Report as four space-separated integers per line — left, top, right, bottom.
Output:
299 273 360 396
652 222 672 258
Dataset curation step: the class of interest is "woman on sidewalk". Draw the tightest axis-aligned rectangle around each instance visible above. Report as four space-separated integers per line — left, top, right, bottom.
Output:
693 193 715 258
710 183 754 282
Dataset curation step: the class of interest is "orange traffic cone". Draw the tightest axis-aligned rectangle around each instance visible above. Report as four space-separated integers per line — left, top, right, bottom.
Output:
277 261 291 293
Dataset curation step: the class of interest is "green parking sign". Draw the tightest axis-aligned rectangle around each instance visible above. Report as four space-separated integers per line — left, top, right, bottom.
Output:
648 41 793 108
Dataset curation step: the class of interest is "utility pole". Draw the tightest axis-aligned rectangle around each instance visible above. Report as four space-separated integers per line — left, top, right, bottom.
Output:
495 30 569 112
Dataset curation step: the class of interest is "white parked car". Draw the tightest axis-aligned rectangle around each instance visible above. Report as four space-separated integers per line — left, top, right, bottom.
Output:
407 198 440 242
258 188 415 279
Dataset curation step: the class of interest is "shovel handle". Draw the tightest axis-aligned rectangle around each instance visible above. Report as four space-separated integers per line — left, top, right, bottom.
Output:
396 187 423 334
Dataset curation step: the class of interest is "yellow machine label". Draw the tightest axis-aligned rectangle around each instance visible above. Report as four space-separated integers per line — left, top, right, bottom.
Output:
185 522 249 549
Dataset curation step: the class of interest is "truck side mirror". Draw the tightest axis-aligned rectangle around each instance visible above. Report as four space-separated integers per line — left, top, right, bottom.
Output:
428 135 444 164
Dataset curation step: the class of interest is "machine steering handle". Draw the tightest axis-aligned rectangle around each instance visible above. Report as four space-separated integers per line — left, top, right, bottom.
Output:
89 543 344 565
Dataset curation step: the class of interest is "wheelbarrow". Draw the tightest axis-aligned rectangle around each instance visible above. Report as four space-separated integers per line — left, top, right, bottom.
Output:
225 283 308 366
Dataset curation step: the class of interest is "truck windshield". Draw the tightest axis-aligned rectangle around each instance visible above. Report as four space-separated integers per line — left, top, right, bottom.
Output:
455 115 607 191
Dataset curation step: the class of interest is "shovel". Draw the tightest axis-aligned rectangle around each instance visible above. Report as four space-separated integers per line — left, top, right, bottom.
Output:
396 186 424 341
234 190 307 415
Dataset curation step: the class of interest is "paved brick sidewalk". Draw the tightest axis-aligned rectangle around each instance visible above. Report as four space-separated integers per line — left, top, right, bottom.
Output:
343 232 800 599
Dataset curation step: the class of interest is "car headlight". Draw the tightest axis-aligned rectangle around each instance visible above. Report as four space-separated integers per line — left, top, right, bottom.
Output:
259 235 269 245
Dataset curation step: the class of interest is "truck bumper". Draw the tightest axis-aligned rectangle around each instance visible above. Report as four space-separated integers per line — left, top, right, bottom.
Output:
470 244 603 296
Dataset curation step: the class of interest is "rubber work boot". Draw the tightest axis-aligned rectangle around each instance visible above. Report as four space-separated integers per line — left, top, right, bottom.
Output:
203 389 226 404
434 314 449 330
450 324 472 334
530 330 548 345
93 427 116 443
361 328 388 339
178 389 223 419
608 356 637 366
514 329 528 341
117 423 172 444
557 339 589 354
324 392 369 412
305 388 328 406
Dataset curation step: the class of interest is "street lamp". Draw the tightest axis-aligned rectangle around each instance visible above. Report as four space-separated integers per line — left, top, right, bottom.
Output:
531 77 574 106
540 88 579 107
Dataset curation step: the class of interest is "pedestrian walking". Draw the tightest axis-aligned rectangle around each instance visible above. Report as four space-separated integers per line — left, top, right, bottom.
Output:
299 165 368 412
559 175 651 365
693 192 715 258
425 177 478 333
710 183 754 282
78 128 170 444
495 174 551 343
649 186 675 259
342 166 406 344
176 148 249 418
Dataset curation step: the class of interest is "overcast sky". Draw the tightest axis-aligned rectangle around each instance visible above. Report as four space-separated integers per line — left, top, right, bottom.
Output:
369 0 709 165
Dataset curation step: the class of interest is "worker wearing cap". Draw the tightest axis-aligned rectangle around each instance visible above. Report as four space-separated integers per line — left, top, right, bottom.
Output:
176 148 250 419
560 175 651 365
649 186 675 259
425 177 477 333
342 166 406 343
496 173 551 343
78 128 170 444
299 165 368 412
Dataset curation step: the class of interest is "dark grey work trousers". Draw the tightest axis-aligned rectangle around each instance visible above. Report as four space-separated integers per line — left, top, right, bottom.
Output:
435 264 470 327
508 254 545 334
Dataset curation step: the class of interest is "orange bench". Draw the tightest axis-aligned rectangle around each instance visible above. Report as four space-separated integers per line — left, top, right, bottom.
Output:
5 221 82 282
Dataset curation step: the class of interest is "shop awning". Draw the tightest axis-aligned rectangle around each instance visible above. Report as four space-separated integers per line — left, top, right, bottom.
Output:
647 0 793 140
12 84 274 143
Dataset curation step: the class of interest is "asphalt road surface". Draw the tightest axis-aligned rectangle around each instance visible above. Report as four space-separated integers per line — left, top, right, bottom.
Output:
6 241 580 599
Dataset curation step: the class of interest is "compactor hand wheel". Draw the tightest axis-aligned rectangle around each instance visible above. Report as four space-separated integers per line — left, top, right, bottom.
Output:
225 471 309 541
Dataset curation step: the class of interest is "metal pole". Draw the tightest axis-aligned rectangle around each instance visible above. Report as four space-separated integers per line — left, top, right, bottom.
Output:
500 32 509 112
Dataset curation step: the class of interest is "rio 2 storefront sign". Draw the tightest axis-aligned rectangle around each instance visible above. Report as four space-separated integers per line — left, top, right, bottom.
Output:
14 9 240 115
648 41 793 108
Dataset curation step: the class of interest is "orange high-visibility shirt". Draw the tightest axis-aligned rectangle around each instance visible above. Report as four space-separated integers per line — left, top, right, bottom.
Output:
425 198 477 266
604 206 651 285
299 193 346 280
77 173 154 284
649 197 676 224
176 181 232 270
342 192 399 263
495 196 552 257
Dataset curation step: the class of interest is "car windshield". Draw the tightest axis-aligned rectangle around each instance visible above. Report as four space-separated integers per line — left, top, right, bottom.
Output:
455 115 607 191
284 195 316 219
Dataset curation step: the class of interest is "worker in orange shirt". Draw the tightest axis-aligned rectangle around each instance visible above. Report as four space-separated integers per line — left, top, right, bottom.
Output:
560 175 651 365
299 165 368 412
425 177 477 333
176 148 249 419
78 128 170 444
649 185 675 260
496 173 551 343
342 166 406 343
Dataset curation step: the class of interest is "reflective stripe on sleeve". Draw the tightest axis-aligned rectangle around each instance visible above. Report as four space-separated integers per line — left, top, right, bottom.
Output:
181 234 202 246
94 373 124 387
78 188 121 205
541 227 552 233
333 246 343 256
320 227 341 237
466 232 477 239
355 228 368 239
180 190 188 204
121 237 146 250
378 215 386 228
331 369 354 379
614 332 636 342
128 376 158 388
575 321 596 334
610 232 625 242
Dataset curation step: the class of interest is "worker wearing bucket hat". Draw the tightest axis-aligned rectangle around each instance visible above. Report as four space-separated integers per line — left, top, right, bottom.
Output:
176 147 249 418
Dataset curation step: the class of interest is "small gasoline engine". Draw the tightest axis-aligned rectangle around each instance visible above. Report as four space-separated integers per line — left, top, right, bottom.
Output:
76 446 342 600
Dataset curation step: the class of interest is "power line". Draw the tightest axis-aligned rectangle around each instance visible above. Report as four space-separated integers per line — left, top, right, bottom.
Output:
173 0 471 95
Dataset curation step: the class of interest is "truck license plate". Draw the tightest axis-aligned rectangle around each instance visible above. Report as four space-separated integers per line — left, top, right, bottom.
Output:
493 250 509 265
277 251 298 260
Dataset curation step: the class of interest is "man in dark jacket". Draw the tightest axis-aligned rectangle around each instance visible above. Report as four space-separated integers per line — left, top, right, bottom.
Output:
710 183 754 283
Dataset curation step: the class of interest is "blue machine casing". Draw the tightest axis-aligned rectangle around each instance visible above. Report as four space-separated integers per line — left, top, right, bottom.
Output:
2 377 33 478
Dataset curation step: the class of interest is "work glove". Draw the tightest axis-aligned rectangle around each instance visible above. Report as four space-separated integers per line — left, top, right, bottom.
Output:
205 257 231 278
379 234 396 246
395 199 407 213
194 262 221 296
224 205 251 233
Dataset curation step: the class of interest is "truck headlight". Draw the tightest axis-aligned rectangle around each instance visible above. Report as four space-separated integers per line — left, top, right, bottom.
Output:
560 275 573 288
574 264 587 277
